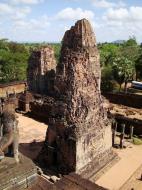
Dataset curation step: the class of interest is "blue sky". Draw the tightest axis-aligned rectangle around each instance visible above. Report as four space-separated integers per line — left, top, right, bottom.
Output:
0 0 142 43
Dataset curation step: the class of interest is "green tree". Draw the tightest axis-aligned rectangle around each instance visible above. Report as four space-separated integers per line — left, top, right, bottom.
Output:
135 53 142 80
112 56 135 92
120 36 140 73
101 65 114 92
0 38 9 51
0 40 29 83
99 43 119 67
123 36 137 47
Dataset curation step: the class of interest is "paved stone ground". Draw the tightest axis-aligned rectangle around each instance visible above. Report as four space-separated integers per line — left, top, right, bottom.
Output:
17 113 48 160
95 143 142 190
0 154 37 190
120 163 142 190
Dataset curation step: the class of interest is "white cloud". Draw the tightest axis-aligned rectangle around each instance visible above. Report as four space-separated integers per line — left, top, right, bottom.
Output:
10 14 50 41
0 3 13 14
130 7 142 21
92 0 115 8
94 6 142 43
104 6 142 23
55 7 94 21
11 6 31 20
13 15 50 31
92 0 126 9
103 8 129 22
118 1 126 8
0 2 31 19
10 0 44 5
1 1 142 43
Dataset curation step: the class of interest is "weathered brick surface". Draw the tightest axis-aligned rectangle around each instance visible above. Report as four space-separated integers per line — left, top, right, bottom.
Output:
18 91 33 112
30 95 55 121
38 19 114 177
27 47 56 95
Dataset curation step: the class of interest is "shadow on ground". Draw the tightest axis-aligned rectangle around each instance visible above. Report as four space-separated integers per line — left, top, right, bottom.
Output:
19 141 44 161
23 112 49 125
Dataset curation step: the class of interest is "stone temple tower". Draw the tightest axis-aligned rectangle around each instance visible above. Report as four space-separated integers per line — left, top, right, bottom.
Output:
40 19 114 178
27 47 56 95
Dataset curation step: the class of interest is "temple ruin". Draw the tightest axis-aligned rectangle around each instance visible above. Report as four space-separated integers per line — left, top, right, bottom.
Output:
27 19 115 177
1 18 142 190
27 46 56 95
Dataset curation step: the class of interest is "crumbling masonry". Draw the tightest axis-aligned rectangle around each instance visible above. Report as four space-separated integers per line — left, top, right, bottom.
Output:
28 47 56 95
28 19 115 178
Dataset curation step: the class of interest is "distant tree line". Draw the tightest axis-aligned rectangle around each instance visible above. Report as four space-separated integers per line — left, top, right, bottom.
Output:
0 39 29 83
0 37 142 94
99 37 142 92
0 39 61 83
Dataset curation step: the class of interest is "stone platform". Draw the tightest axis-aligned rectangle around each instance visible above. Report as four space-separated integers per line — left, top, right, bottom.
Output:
0 154 37 190
30 173 107 190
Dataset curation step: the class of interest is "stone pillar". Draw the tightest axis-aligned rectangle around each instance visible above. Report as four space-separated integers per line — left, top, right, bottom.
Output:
112 120 117 147
120 133 125 149
129 126 134 139
13 119 19 163
120 124 125 148
121 123 125 134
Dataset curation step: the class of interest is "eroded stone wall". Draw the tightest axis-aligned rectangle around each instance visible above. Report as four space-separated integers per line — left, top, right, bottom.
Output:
56 19 112 174
104 92 142 108
38 19 114 177
27 47 56 95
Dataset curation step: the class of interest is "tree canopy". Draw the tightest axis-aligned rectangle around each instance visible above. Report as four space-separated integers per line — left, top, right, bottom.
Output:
0 37 142 94
100 37 141 92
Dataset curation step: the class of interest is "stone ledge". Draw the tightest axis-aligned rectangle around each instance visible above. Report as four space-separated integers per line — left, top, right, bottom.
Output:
90 152 120 182
77 149 117 179
0 154 37 190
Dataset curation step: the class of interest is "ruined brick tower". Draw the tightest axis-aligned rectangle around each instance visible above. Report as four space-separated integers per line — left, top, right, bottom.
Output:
38 19 114 177
27 47 56 95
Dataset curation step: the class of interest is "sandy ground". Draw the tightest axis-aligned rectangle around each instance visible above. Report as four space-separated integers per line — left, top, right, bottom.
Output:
95 144 142 190
17 113 48 160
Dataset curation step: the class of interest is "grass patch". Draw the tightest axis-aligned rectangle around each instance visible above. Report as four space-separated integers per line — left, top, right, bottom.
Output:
133 137 142 145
